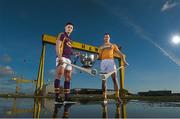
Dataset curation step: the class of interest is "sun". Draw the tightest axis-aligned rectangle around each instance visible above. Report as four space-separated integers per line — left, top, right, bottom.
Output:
172 35 180 45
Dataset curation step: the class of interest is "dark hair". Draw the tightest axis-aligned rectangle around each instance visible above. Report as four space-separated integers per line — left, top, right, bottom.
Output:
104 33 110 36
65 22 74 26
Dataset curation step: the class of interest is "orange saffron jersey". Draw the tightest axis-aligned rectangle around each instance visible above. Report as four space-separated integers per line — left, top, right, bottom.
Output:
99 43 119 60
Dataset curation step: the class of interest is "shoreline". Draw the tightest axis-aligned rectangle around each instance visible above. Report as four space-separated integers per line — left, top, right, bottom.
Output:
1 94 180 102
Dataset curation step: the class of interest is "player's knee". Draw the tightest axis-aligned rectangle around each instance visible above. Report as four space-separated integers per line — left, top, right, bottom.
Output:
65 74 71 81
58 68 64 75
59 71 64 76
55 71 63 79
65 75 71 81
55 74 62 79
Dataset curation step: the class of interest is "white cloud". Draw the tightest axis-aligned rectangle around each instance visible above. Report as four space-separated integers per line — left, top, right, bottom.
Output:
0 65 14 78
48 69 56 76
47 69 56 81
0 54 12 63
161 0 180 12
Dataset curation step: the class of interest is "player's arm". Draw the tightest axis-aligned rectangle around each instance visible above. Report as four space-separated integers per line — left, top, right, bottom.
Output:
98 46 102 60
114 44 129 66
56 33 63 58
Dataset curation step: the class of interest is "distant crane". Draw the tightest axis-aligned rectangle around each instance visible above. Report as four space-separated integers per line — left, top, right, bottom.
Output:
11 76 37 94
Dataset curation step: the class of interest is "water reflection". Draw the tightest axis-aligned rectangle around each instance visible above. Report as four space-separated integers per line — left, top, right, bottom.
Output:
102 103 108 118
2 97 180 118
33 97 42 118
52 103 75 118
5 98 33 116
101 103 124 119
33 97 127 118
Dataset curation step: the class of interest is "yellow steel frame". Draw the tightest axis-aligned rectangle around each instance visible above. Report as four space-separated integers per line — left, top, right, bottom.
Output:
35 34 126 97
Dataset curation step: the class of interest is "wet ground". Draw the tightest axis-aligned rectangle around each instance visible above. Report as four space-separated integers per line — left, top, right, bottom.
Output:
0 98 180 118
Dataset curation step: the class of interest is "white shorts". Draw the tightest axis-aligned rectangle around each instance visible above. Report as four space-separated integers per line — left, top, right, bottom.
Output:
56 57 72 71
100 59 116 73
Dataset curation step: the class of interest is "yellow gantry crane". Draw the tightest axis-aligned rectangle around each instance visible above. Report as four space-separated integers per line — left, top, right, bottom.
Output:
11 76 37 94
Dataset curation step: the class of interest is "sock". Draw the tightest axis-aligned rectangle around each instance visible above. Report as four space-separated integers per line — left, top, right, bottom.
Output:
54 79 60 97
63 111 69 118
64 105 69 117
102 80 107 99
64 81 70 100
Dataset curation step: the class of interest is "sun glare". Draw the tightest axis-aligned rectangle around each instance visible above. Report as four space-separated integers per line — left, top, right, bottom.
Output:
172 35 180 45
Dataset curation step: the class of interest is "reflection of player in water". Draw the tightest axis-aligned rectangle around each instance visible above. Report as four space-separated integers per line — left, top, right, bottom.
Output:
115 103 121 118
52 103 122 118
101 103 121 118
52 104 74 118
102 103 108 118
52 104 63 118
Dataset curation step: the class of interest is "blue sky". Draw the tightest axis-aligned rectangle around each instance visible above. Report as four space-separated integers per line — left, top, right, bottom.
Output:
0 0 180 94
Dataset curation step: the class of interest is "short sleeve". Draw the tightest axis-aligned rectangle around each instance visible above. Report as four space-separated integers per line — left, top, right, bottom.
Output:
113 44 119 52
57 33 65 41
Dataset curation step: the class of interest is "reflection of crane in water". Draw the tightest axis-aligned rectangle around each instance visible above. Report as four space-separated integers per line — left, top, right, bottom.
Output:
5 98 33 116
11 76 37 94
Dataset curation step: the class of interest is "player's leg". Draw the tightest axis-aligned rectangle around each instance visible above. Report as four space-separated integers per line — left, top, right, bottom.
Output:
64 58 72 101
102 80 107 103
109 61 122 104
54 57 65 102
100 60 108 103
111 72 122 104
111 72 119 94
